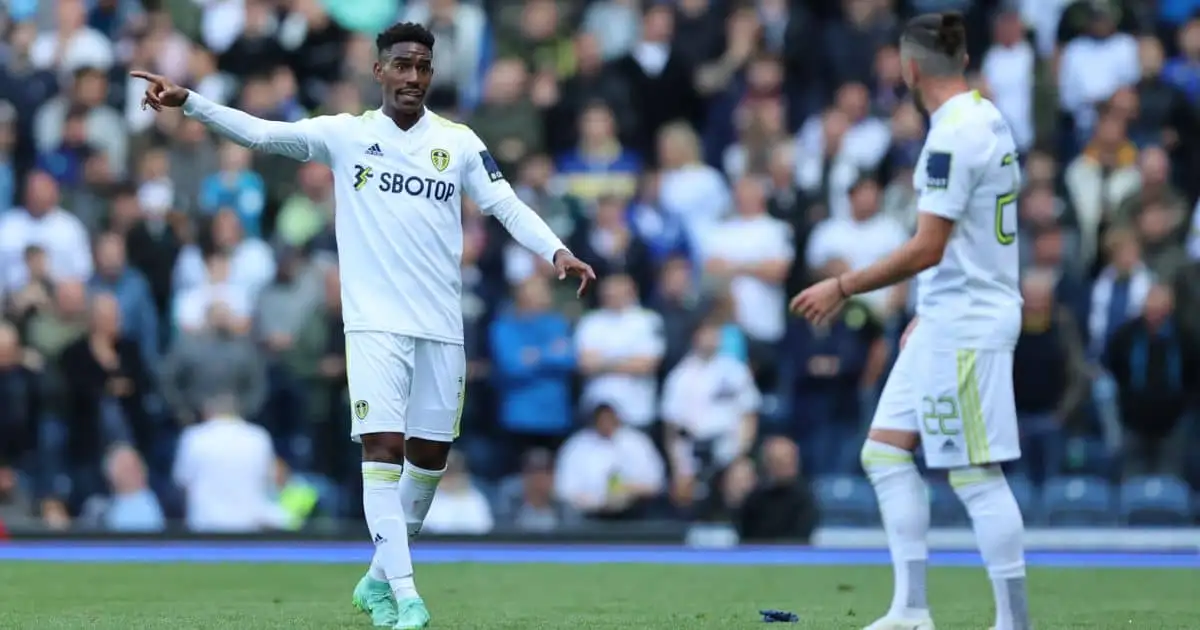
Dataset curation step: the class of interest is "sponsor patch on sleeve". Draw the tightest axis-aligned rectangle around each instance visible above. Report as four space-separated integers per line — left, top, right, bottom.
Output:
479 150 504 182
925 151 951 190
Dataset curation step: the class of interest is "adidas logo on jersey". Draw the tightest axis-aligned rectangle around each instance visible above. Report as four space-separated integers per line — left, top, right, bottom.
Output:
373 533 386 545
365 143 384 157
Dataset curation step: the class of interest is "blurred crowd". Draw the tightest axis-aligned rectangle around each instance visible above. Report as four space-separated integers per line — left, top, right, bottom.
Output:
0 0 1198 537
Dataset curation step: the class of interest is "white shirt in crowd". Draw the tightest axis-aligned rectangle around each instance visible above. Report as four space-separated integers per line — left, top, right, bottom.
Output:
183 92 565 346
794 113 892 175
554 425 665 508
30 27 115 75
700 215 794 342
1058 32 1139 132
172 240 277 299
575 307 665 428
0 207 92 291
172 416 286 533
913 90 1023 350
172 281 254 331
806 212 908 315
658 164 734 234
422 484 495 535
982 38 1036 152
661 352 760 475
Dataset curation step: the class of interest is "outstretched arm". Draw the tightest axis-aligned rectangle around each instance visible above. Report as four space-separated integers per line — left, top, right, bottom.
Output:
132 70 334 164
182 91 333 164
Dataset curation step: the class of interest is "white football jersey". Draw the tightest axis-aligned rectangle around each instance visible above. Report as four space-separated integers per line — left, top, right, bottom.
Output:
913 90 1023 350
183 95 565 344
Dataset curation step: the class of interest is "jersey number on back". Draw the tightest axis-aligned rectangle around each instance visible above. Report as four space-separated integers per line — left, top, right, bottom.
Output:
993 152 1018 246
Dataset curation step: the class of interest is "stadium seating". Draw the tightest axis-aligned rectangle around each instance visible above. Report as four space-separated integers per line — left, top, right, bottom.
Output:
927 480 970 527
1041 476 1116 526
1118 476 1193 526
812 476 879 526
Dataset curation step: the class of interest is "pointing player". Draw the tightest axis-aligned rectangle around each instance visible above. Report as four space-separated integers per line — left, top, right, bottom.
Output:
790 13 1030 630
134 22 595 630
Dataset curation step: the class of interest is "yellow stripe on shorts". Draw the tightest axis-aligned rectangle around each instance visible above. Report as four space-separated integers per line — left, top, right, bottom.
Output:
955 349 990 464
452 376 466 439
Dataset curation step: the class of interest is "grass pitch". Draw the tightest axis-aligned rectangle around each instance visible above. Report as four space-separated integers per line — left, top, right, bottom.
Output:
0 562 1193 629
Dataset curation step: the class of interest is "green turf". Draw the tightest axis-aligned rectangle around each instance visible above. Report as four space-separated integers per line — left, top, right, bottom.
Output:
0 562 1193 628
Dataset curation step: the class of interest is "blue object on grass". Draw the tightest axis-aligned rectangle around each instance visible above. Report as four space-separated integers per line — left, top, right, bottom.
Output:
760 609 798 623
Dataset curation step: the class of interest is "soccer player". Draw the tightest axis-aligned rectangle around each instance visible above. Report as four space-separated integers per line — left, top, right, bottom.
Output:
133 23 595 630
790 13 1031 630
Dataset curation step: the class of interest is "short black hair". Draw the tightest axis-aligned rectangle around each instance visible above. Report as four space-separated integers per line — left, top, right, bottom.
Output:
375 22 436 55
901 11 967 59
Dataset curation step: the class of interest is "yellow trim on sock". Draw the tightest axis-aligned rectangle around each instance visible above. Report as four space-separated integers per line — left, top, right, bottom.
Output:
948 465 1002 489
362 469 402 482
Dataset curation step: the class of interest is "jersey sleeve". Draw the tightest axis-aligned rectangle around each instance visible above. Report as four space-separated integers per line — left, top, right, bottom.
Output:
182 91 341 165
917 125 985 222
461 129 518 211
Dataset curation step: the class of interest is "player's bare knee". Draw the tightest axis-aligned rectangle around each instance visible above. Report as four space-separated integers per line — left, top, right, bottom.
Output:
866 428 920 452
404 437 451 470
361 433 406 464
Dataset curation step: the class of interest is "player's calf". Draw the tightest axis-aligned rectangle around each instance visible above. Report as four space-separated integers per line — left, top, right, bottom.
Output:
860 433 932 626
399 437 451 536
360 433 419 609
949 466 1030 630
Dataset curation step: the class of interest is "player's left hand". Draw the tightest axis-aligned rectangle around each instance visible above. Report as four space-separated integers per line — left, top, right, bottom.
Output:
789 277 846 327
554 250 596 298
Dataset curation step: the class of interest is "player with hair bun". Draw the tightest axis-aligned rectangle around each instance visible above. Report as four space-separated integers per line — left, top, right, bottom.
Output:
791 12 1031 630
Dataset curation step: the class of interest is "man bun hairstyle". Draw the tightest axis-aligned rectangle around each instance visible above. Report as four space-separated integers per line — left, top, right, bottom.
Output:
900 11 968 76
376 22 436 55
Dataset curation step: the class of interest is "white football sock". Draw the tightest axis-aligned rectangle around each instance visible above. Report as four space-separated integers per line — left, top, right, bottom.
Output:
399 459 445 536
861 440 931 619
950 466 1030 630
362 462 418 600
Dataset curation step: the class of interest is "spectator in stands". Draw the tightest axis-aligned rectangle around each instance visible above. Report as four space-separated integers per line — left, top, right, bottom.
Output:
172 252 253 334
490 276 576 467
556 102 641 203
701 176 793 373
29 0 115 76
173 392 285 533
567 193 655 303
1104 284 1199 476
422 450 494 534
0 101 14 212
1114 147 1187 228
1089 228 1155 360
806 175 907 319
469 58 543 174
86 444 165 533
1130 36 1197 178
981 8 1035 153
779 268 886 475
794 107 859 221
275 162 334 248
0 460 38 531
36 105 94 189
736 436 816 542
160 301 267 425
403 0 488 110
660 319 760 512
25 280 89 367
720 58 789 180
33 66 126 179
299 267 351 481
1058 2 1139 144
5 246 54 331
627 170 692 267
0 171 92 292
1065 104 1142 268
168 118 219 215
123 180 184 321
198 142 267 238
653 256 707 375
89 232 160 367
497 448 577 532
713 456 756 523
254 245 324 468
173 209 275 299
1135 199 1189 281
554 403 665 520
656 121 731 235
575 274 665 430
1162 15 1200 105
546 33 635 154
1013 270 1088 485
59 292 154 465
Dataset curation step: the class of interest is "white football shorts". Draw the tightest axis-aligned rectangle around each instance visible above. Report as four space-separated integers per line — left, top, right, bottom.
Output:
871 322 1020 469
346 332 466 443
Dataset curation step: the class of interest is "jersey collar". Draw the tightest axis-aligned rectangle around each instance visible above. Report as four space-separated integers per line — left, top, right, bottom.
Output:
375 106 431 135
928 89 980 127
